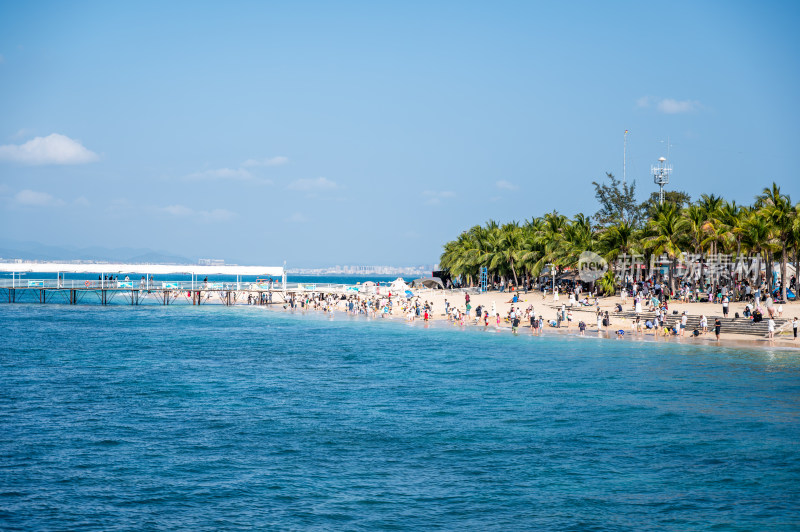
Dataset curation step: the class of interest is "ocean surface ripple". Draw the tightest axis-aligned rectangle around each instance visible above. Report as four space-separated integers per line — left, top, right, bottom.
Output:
1 304 799 530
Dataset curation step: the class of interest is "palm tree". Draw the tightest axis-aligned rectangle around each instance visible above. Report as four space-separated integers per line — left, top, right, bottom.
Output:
598 219 638 281
507 222 528 286
792 202 800 295
551 214 595 271
531 212 569 276
440 231 477 286
741 213 773 287
643 203 689 294
518 217 545 284
757 183 795 300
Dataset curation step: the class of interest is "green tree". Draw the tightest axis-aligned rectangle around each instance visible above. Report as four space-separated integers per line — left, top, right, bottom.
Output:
592 173 644 228
643 203 689 294
640 190 692 219
597 220 639 280
757 183 795 300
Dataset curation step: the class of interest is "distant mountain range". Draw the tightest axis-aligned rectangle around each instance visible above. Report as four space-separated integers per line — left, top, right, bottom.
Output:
0 239 196 264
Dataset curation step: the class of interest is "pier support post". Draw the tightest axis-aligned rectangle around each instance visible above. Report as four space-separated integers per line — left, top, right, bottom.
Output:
70 289 76 305
9 288 15 303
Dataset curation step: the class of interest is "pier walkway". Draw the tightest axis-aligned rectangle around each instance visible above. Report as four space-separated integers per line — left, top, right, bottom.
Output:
0 261 388 306
0 278 361 306
0 262 288 306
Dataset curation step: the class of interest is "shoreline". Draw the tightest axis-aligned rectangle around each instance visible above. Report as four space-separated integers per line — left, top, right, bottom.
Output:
262 299 800 353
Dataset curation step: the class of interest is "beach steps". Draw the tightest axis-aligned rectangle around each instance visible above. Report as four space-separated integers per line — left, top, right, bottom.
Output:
548 305 791 337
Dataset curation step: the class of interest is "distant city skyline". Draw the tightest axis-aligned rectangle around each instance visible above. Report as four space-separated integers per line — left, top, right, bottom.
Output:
1 2 798 265
0 239 436 272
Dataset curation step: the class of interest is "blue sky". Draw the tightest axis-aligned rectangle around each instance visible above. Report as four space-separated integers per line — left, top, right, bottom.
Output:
1 1 798 267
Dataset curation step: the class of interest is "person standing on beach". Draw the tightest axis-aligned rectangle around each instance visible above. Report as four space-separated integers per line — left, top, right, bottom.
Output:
714 318 721 341
722 295 729 318
680 311 687 337
792 317 798 340
767 317 775 340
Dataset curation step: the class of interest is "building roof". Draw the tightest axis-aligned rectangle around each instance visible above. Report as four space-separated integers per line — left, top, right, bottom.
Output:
0 262 284 277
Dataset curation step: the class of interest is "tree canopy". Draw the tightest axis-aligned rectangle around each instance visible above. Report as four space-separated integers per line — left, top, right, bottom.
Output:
440 177 799 300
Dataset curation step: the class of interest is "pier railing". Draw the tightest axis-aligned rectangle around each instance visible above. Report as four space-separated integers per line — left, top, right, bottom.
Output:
0 279 377 293
0 279 285 290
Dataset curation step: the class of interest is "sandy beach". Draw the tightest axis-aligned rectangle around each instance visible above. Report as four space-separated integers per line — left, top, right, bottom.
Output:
286 286 800 349
416 288 799 345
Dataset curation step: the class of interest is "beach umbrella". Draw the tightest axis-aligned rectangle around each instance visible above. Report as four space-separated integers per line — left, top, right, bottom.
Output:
405 290 414 298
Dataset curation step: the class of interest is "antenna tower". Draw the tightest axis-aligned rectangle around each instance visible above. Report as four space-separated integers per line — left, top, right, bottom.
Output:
652 157 672 205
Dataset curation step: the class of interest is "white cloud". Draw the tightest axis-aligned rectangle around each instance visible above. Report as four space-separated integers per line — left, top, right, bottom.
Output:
11 128 34 140
422 190 455 205
160 204 235 221
14 189 65 207
657 98 701 114
203 209 235 221
186 167 255 181
287 177 338 191
0 133 99 165
286 212 309 223
242 156 288 167
496 180 517 190
162 204 194 216
637 96 702 114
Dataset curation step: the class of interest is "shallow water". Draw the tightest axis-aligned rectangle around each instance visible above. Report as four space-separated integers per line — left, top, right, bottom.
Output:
1 304 799 530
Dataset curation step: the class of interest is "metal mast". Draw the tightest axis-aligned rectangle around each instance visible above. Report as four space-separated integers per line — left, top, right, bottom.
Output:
623 129 628 186
652 156 672 205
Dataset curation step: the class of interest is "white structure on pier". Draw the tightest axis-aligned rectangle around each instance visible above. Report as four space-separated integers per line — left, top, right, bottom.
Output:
0 262 286 291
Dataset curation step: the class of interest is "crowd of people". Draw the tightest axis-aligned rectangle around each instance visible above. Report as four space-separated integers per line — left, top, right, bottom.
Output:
269 277 799 344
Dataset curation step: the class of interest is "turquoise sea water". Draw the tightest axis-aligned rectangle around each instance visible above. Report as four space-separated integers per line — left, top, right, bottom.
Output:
1 303 799 530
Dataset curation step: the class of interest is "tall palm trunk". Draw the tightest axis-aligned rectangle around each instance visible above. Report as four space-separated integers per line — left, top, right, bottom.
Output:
756 253 763 286
780 242 788 301
767 251 774 292
510 260 518 287
795 249 799 296
669 258 676 295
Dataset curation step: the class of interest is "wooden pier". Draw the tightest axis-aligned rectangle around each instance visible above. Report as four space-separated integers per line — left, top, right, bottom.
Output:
0 262 290 307
0 279 290 306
